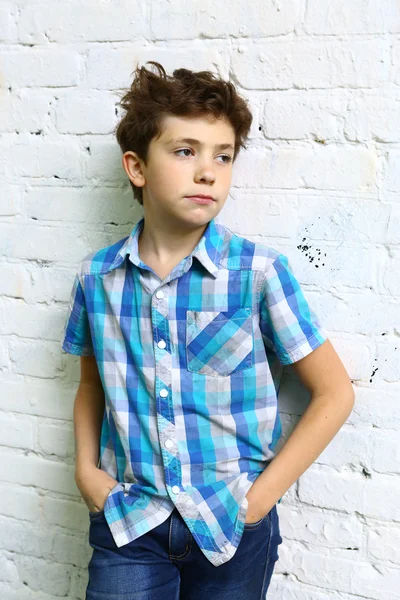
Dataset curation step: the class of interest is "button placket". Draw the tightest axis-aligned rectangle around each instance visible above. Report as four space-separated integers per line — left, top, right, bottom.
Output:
152 286 182 500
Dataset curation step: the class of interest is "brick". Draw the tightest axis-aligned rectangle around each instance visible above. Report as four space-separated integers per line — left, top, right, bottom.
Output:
298 465 400 522
231 144 377 192
0 4 17 43
284 543 400 598
0 517 53 559
370 429 400 474
9 340 63 378
18 2 148 43
42 497 89 532
387 206 400 245
25 185 134 225
344 95 400 143
367 525 400 565
261 92 346 141
151 0 301 39
0 449 78 497
305 1 400 34
8 136 81 180
55 91 116 135
0 184 19 216
13 554 71 596
0 223 91 263
0 89 54 135
0 554 19 582
232 40 390 89
37 422 74 458
278 504 363 550
313 425 371 470
222 192 297 238
384 150 400 191
0 298 66 342
1 49 80 87
347 386 400 430
82 138 128 184
0 484 41 522
1 379 75 421
0 582 41 600
0 413 35 450
270 580 363 600
68 567 89 600
51 532 91 566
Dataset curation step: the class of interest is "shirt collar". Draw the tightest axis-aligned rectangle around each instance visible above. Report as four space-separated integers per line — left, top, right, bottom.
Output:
110 216 225 278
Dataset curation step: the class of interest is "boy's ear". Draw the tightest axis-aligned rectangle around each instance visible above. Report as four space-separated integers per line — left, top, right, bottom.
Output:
121 151 146 188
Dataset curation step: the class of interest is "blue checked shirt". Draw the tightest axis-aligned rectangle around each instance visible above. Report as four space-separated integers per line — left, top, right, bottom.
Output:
62 216 328 567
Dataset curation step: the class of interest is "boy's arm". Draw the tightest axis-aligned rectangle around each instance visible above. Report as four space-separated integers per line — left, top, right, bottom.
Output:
74 356 104 471
245 339 355 522
74 356 118 512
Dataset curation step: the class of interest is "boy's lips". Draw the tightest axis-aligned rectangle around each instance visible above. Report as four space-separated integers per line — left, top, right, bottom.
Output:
185 195 215 204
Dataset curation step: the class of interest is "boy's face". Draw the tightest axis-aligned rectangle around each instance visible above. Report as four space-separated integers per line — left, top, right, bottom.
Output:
122 113 236 228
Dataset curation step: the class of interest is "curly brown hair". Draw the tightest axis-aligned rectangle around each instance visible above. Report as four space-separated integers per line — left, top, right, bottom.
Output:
113 61 253 205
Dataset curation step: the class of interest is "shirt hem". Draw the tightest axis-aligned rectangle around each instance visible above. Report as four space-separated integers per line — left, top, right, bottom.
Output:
62 339 95 356
278 330 328 365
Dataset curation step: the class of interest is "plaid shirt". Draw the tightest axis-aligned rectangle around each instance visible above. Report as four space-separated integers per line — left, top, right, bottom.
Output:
62 216 327 567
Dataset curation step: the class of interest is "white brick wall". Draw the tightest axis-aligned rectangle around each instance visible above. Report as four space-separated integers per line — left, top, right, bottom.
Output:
1 1 399 598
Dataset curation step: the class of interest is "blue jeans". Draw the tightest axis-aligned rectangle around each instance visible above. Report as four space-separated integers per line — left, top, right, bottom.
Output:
86 504 282 599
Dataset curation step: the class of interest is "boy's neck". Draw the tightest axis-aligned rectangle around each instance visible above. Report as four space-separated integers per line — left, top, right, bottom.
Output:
138 214 209 267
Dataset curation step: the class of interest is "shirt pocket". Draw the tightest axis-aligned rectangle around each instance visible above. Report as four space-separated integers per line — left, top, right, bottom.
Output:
186 307 254 377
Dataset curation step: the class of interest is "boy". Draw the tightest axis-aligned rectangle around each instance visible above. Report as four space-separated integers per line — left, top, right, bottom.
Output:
62 62 355 599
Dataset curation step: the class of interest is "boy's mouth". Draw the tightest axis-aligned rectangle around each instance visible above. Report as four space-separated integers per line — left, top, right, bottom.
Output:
185 195 215 204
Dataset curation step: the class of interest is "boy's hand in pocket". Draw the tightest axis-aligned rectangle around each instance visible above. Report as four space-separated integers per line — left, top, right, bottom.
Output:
75 465 118 513
244 488 273 524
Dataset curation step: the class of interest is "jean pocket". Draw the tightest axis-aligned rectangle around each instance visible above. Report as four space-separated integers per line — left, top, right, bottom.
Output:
186 307 254 377
89 508 105 519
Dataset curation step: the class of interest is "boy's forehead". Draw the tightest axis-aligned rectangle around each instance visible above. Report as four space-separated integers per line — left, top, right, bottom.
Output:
158 113 235 143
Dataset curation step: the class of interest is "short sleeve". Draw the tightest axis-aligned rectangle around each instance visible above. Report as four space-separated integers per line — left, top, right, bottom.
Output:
259 253 328 365
61 270 95 356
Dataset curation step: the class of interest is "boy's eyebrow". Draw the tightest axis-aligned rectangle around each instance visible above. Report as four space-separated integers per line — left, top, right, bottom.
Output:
165 137 234 151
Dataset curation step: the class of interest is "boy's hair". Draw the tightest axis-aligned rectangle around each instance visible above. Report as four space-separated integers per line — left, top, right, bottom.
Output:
114 61 253 206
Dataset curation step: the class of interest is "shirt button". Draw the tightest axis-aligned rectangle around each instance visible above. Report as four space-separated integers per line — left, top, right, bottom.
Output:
165 439 174 449
160 389 168 398
171 485 180 494
156 290 164 299
158 340 166 349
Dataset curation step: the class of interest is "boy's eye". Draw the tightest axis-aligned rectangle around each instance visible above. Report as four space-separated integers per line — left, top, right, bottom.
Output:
175 148 193 157
174 149 232 163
